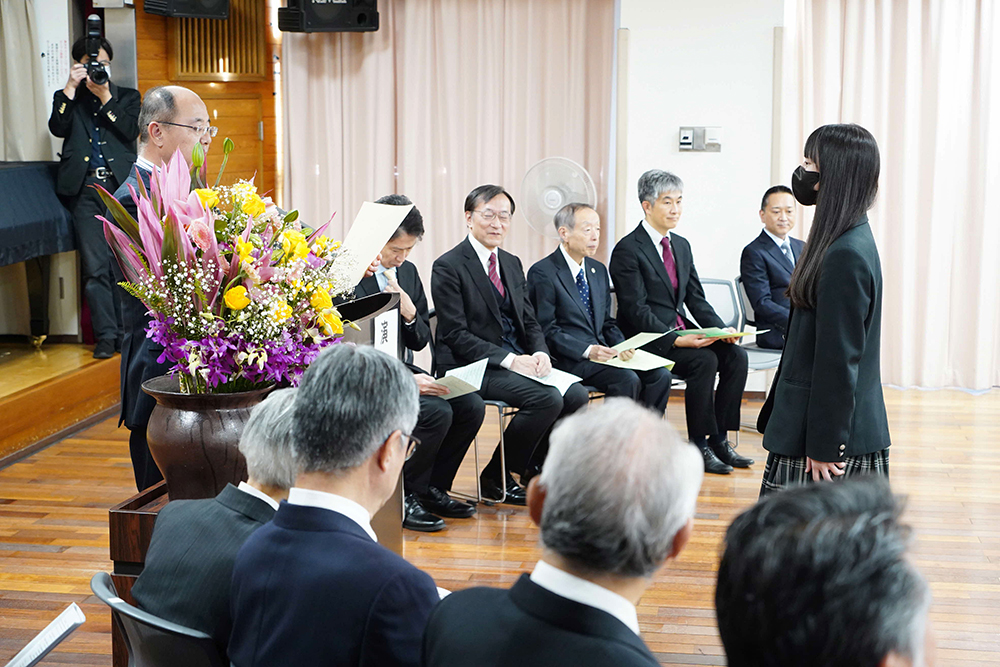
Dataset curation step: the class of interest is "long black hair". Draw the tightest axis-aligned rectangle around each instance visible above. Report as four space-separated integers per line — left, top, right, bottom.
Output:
788 124 880 309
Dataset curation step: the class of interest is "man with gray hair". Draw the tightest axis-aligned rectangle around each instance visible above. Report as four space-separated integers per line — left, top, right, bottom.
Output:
132 388 297 659
228 345 440 667
610 169 752 475
423 398 704 666
716 479 935 667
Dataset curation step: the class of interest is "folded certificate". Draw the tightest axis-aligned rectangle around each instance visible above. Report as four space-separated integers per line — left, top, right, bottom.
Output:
675 327 766 338
435 359 488 400
612 332 667 351
515 367 583 396
598 349 675 372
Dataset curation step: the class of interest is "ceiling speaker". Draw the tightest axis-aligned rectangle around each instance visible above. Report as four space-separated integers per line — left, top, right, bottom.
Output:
144 0 229 20
278 0 378 33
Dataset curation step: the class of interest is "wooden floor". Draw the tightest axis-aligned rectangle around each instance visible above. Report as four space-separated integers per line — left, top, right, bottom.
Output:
0 344 101 401
1 388 999 665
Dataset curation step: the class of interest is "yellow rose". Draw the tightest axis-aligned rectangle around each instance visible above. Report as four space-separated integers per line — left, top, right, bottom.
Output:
243 195 266 217
310 289 333 311
320 311 343 336
235 238 254 264
224 285 250 310
194 188 219 209
271 301 293 323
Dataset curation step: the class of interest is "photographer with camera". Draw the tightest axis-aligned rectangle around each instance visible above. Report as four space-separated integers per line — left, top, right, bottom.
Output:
48 15 140 358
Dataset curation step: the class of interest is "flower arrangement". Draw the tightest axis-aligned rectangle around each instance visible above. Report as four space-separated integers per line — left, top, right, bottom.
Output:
97 141 357 393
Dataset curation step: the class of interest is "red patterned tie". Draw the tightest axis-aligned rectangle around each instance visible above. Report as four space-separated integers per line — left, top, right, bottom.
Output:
488 252 505 297
660 237 685 330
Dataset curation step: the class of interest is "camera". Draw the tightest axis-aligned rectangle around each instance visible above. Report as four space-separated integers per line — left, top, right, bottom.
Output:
85 15 109 86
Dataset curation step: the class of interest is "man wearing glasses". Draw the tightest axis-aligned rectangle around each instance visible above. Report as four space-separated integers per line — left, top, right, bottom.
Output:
49 35 141 359
432 185 589 505
110 86 215 491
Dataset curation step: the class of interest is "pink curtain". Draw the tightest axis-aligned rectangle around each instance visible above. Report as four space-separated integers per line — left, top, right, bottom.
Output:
281 0 614 291
777 0 1000 390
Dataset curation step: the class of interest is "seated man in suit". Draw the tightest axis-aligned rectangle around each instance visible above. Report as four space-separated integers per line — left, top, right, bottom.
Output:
739 185 804 349
229 345 440 667
432 185 589 504
132 388 296 658
423 398 704 667
716 479 934 667
353 194 484 532
528 203 672 414
610 169 752 475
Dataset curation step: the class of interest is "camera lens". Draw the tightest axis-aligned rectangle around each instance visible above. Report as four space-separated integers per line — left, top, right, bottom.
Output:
87 63 109 86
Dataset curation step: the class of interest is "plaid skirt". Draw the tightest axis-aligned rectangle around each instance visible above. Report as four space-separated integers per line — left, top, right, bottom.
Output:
759 448 890 498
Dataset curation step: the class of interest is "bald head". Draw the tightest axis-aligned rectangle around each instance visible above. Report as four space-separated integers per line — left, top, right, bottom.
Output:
138 85 212 166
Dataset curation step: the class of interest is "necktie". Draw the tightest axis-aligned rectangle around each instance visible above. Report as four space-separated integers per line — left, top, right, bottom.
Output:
659 236 685 330
488 252 505 297
781 240 795 267
576 268 594 322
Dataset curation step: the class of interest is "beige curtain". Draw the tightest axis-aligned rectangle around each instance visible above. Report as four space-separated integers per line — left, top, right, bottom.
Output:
282 0 614 290
777 0 1000 390
0 0 51 161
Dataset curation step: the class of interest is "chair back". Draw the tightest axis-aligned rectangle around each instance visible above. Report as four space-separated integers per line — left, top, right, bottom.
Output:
90 572 226 667
699 278 741 330
735 276 755 329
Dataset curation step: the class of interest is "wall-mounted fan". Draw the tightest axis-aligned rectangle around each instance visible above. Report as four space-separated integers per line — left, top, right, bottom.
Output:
520 157 597 239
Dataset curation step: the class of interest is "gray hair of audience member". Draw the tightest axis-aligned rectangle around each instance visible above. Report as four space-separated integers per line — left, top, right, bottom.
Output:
715 479 931 667
552 202 595 233
138 86 178 146
637 169 684 205
537 398 703 578
237 388 299 490
293 345 420 473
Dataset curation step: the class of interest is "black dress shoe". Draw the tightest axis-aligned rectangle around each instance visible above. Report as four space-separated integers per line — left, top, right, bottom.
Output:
93 339 115 359
480 474 527 506
520 463 542 486
403 494 445 532
709 439 754 468
697 442 733 475
418 487 476 518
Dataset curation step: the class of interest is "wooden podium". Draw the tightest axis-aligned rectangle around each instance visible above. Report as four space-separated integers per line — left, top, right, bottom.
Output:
108 292 403 667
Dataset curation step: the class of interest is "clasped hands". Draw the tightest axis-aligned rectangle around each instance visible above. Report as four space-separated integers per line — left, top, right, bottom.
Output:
587 346 635 362
674 326 740 348
510 352 552 377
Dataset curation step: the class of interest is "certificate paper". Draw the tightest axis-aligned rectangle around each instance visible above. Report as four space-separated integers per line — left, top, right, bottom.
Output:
436 359 488 400
598 349 675 372
515 367 583 396
339 202 414 286
612 332 667 352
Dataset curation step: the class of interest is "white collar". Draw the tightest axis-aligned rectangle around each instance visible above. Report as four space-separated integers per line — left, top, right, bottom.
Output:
135 155 157 173
530 560 640 635
559 245 586 279
762 227 790 249
237 481 280 511
287 487 378 542
640 220 672 251
467 233 500 270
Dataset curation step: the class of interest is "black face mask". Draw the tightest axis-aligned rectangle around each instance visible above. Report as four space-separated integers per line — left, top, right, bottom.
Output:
792 166 820 206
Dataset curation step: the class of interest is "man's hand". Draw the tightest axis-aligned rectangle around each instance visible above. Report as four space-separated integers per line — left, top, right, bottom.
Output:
673 333 715 348
85 75 112 106
533 352 552 376
587 345 619 362
414 373 450 397
510 355 541 377
719 326 741 344
618 348 636 362
364 253 381 278
63 64 87 99
384 271 417 323
805 457 847 482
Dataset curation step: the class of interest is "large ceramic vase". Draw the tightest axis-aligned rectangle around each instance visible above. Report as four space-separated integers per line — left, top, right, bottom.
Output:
142 376 274 500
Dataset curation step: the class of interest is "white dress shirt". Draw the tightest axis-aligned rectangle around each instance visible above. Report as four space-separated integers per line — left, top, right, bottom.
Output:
530 560 640 635
762 227 789 249
237 481 280 511
135 155 157 173
286 487 378 542
640 219 674 252
559 245 595 360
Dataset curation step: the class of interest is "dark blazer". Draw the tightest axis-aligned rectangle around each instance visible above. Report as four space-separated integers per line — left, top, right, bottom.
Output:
228 502 440 667
353 260 430 368
527 249 624 367
112 165 170 429
131 484 275 657
609 223 723 349
758 218 890 462
739 230 805 348
48 84 141 196
422 574 659 667
431 238 548 373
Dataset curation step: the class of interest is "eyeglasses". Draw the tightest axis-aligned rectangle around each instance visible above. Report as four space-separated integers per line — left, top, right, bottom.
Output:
159 121 218 138
400 432 421 461
474 209 512 222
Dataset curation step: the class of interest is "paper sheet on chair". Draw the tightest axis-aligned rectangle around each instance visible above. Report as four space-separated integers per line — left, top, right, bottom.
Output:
597 349 675 372
435 359 487 400
514 367 583 396
339 201 415 286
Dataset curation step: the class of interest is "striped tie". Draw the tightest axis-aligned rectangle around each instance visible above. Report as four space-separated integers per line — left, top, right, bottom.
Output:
488 252 505 297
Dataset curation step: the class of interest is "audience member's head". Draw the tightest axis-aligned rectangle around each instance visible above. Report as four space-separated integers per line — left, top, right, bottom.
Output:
293 345 420 513
72 35 113 65
716 479 933 667
238 388 299 499
138 85 213 164
375 194 424 268
530 398 703 580
638 169 684 234
554 203 601 260
758 185 796 240
464 184 516 249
